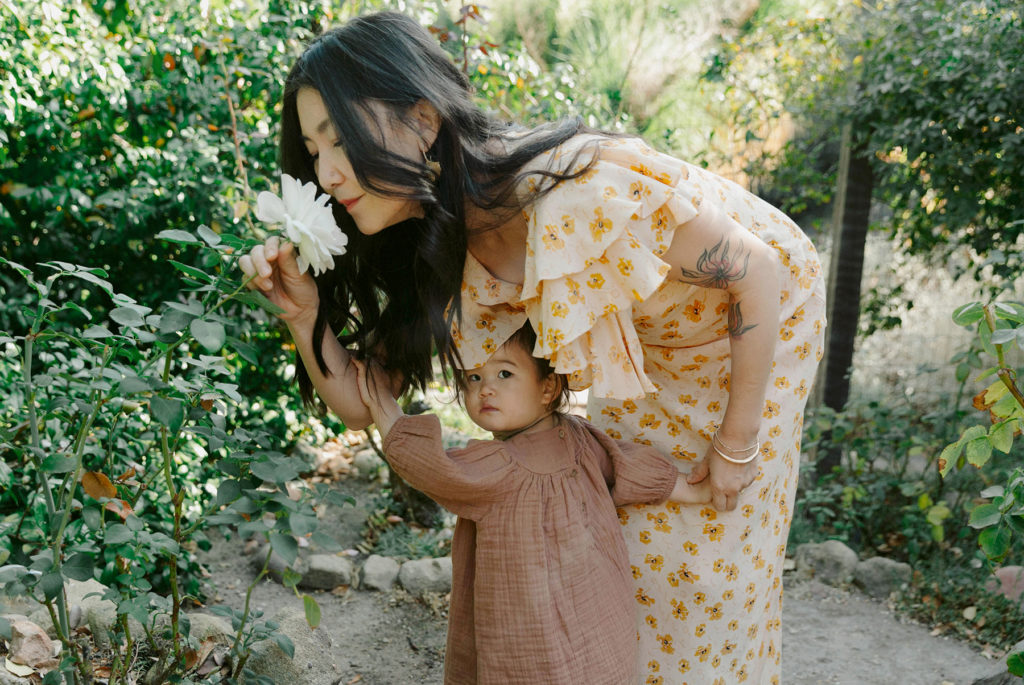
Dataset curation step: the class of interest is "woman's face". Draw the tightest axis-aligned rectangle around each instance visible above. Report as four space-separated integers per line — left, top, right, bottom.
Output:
296 87 425 236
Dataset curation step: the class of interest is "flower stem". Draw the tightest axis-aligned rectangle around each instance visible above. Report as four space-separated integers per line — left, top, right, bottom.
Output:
984 305 1024 410
218 53 259 237
231 544 274 678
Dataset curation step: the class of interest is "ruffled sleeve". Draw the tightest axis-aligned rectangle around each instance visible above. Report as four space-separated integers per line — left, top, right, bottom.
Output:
454 253 530 372
453 134 707 399
519 135 704 400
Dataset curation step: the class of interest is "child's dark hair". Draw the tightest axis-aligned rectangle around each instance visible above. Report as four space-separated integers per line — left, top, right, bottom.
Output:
456 322 571 413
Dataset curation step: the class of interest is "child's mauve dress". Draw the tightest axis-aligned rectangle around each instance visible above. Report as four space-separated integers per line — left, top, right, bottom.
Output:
381 411 680 685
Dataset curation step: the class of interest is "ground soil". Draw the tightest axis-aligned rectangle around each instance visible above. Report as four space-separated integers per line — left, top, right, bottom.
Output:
198 472 1008 685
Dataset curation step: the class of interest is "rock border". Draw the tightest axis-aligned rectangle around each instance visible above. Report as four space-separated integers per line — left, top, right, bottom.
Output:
5 542 1020 685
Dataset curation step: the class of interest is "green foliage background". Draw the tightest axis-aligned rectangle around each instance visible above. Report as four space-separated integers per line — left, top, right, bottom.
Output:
1 0 1023 679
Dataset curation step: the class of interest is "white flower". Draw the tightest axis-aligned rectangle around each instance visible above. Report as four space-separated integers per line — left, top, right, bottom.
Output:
255 174 348 276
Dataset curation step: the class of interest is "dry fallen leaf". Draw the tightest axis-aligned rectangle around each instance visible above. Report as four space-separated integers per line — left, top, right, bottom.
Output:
197 646 231 677
4 658 34 677
194 638 217 669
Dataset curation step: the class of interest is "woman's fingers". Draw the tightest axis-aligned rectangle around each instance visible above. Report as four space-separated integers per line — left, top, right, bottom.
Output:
703 447 760 511
249 244 275 290
687 461 709 484
274 241 304 278
712 489 738 512
238 253 256 287
239 237 285 291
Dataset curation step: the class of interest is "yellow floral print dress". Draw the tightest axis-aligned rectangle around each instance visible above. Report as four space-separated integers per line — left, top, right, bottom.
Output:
455 134 826 685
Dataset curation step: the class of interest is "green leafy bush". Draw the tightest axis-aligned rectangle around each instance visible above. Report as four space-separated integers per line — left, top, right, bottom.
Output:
792 399 987 561
794 300 1024 668
939 300 1024 675
0 233 346 682
0 0 344 460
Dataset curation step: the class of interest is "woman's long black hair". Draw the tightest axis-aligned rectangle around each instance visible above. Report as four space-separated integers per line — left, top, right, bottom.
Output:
279 11 601 409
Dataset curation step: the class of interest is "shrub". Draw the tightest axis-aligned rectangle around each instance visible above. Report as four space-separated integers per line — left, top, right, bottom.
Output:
0 234 347 683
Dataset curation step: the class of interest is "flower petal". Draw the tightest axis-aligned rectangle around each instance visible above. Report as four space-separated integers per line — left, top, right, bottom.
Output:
255 191 286 223
257 173 347 274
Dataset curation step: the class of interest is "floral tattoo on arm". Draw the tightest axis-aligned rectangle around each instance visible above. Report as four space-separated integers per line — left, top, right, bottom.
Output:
678 237 750 289
727 301 757 337
679 237 758 338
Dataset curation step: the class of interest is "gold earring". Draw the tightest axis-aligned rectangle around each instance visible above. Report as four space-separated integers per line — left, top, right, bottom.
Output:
424 151 441 183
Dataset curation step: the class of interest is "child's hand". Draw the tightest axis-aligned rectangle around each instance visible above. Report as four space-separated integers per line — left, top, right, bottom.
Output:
351 359 372 408
670 474 712 505
352 359 403 437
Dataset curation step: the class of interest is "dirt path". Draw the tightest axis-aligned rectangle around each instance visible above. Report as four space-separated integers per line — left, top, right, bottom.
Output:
782 580 998 685
199 477 1004 685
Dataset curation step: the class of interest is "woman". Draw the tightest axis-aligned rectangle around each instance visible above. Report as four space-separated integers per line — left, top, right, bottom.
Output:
240 11 825 684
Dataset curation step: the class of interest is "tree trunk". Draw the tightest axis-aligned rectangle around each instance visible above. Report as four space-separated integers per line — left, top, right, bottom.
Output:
814 123 873 476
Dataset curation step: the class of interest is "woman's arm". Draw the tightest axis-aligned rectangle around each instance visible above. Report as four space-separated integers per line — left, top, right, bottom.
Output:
239 237 374 429
660 201 780 511
290 317 375 430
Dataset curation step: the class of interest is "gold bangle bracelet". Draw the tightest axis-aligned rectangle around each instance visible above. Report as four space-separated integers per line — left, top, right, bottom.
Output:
713 431 759 453
711 432 760 464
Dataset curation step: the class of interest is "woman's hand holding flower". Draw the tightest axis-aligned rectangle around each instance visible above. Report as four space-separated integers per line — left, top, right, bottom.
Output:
240 237 321 326
240 174 349 328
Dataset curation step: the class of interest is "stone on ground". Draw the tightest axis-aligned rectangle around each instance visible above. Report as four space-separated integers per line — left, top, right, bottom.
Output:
299 554 355 590
8 618 57 669
986 566 1024 610
398 557 452 596
26 579 150 649
185 613 235 644
243 606 339 685
360 555 401 591
794 540 858 587
853 555 912 599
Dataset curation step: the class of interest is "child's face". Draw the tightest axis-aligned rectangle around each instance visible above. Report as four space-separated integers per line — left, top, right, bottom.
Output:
462 343 556 435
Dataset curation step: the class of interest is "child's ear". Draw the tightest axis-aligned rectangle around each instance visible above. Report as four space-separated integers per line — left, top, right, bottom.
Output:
540 373 558 407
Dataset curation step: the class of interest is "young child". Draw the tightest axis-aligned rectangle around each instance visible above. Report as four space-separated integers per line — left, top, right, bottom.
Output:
353 323 709 685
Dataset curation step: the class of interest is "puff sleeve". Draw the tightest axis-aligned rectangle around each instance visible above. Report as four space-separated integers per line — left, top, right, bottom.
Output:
454 135 713 397
519 135 705 399
381 414 514 520
578 417 679 506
